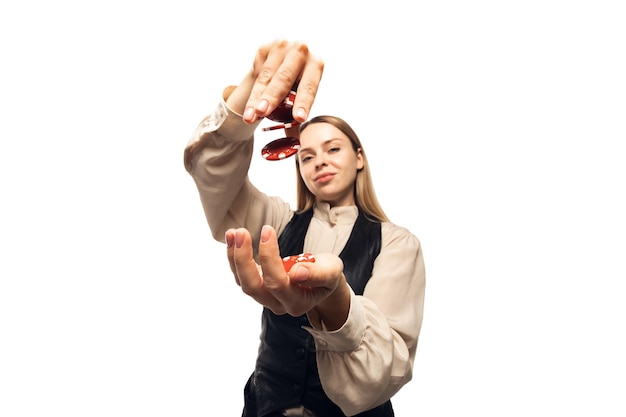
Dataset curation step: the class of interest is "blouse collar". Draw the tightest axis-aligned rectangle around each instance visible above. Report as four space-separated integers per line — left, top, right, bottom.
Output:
313 202 359 226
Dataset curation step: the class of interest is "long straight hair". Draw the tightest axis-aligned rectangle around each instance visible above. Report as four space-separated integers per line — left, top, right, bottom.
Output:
295 115 389 223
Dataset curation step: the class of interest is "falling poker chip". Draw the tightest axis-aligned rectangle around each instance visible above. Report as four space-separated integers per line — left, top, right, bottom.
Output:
282 253 316 272
267 89 297 123
261 136 301 161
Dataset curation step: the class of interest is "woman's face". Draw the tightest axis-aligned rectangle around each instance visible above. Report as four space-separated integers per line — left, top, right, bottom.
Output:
297 122 364 207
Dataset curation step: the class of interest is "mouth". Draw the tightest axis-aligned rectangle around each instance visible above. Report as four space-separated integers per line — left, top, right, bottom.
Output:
314 173 336 183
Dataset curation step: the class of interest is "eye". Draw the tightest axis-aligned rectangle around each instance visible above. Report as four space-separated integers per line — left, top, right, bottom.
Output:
300 155 313 163
328 146 340 153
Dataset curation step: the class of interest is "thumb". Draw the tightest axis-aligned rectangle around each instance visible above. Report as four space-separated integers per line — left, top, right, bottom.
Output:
289 253 343 290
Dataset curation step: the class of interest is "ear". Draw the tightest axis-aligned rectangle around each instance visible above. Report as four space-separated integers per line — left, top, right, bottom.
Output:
356 148 364 170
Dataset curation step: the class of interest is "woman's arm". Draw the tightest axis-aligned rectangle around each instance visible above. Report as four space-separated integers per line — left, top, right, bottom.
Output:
310 223 426 415
184 39 324 245
184 84 264 240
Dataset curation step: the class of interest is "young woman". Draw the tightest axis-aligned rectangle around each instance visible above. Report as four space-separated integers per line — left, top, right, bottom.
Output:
184 40 425 417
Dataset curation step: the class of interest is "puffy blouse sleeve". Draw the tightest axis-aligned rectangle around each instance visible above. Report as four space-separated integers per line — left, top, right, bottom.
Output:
184 87 293 251
305 222 425 416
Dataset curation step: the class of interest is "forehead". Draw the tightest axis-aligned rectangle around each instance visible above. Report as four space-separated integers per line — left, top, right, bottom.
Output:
299 123 349 148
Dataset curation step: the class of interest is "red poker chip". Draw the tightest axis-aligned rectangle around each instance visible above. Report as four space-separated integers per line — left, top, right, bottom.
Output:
282 252 316 272
261 136 301 161
268 90 297 123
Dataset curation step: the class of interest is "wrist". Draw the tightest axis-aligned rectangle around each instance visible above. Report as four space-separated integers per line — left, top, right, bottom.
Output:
312 275 350 331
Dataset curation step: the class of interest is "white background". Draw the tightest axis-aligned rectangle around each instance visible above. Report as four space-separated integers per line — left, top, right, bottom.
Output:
1 1 625 415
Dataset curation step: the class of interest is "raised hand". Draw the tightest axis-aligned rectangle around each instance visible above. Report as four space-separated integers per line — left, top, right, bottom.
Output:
243 39 324 124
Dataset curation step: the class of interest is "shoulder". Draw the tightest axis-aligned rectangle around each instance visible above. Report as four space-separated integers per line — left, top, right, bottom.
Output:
380 221 422 251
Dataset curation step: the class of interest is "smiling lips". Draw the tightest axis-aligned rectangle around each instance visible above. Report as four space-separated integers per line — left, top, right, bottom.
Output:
315 172 336 183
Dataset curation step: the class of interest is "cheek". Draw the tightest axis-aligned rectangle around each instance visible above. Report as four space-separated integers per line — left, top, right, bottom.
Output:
338 155 360 173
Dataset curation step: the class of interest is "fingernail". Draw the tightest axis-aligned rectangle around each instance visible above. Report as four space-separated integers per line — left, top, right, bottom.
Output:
244 107 255 122
225 230 234 248
235 229 245 248
261 225 271 243
255 99 269 113
295 107 307 121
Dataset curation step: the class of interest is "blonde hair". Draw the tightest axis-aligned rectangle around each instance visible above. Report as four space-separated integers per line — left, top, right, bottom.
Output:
295 115 389 223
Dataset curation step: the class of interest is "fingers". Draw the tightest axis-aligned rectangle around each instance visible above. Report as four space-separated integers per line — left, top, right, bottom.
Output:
257 225 290 292
257 225 315 316
226 228 285 314
226 228 259 288
244 39 324 124
292 56 324 123
224 229 240 286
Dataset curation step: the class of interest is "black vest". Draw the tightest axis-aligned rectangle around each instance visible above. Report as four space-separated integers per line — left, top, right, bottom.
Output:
242 209 394 417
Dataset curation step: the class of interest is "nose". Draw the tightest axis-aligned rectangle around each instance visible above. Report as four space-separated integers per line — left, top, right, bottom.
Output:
314 153 327 169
